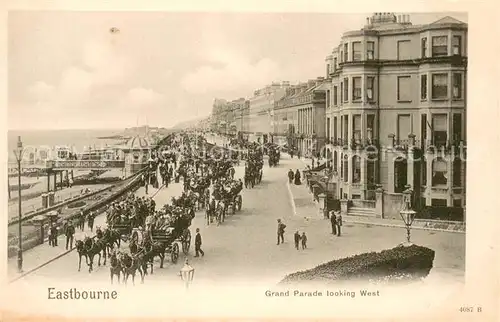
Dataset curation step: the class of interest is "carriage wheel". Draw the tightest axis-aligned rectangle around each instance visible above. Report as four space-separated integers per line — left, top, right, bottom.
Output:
237 195 242 211
171 243 179 264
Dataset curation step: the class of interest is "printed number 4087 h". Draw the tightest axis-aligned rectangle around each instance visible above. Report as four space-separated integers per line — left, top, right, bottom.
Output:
460 307 482 313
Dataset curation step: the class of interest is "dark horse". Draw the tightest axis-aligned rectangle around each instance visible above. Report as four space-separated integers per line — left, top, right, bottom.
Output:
118 252 145 285
83 236 107 273
109 250 122 284
141 238 167 274
75 240 89 272
102 227 121 250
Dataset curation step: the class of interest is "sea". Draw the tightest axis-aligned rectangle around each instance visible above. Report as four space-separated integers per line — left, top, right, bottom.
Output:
7 129 125 162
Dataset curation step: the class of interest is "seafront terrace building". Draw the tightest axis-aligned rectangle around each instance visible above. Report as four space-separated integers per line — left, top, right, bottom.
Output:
323 13 467 219
273 78 328 151
247 81 290 143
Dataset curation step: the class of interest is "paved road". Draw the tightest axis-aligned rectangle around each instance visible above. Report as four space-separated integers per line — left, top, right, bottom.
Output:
11 155 465 290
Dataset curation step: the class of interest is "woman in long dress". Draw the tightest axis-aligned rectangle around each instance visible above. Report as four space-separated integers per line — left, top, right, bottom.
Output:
294 169 301 185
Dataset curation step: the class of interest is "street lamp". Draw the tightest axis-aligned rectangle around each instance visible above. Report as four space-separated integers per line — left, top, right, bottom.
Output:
179 258 195 289
13 136 24 273
400 186 416 244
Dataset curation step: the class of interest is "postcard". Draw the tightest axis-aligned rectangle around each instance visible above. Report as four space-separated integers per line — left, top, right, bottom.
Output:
1 1 498 321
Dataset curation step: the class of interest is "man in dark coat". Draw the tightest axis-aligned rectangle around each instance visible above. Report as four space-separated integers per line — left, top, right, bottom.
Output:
277 219 286 245
294 169 301 185
294 231 301 250
330 211 337 235
194 228 204 257
336 213 343 237
65 221 75 250
287 169 294 183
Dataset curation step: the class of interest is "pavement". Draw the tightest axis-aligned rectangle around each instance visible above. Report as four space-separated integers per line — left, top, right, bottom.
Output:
8 152 465 288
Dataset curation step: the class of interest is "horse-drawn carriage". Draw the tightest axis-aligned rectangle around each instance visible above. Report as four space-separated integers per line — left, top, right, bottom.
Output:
150 226 191 264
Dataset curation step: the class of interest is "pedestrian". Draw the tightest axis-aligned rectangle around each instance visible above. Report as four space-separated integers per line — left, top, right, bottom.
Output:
194 228 204 257
87 211 95 232
301 232 307 249
288 169 294 183
79 210 85 231
65 221 75 250
48 223 54 246
294 169 301 185
330 211 337 235
276 219 286 245
336 213 343 237
50 224 58 247
290 149 294 159
294 231 301 250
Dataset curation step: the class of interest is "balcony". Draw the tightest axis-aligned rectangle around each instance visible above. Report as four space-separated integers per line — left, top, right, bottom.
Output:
418 139 467 155
330 138 380 150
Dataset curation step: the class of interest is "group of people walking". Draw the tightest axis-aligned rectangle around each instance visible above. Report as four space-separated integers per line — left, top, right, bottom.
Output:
287 169 302 185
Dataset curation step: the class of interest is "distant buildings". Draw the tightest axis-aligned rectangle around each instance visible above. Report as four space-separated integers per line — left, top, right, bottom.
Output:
209 12 467 219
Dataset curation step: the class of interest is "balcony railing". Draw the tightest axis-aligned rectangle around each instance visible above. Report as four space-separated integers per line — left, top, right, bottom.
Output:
330 138 380 150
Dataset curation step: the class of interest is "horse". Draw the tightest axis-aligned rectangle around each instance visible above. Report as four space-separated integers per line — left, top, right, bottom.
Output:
109 250 122 284
75 240 89 272
83 236 107 273
118 252 145 285
103 227 121 250
142 239 167 273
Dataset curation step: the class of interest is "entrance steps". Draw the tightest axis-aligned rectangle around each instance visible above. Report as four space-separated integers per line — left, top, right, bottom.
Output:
347 206 376 217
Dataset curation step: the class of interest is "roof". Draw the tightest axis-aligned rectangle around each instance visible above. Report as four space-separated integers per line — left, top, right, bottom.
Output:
431 16 466 25
126 136 150 150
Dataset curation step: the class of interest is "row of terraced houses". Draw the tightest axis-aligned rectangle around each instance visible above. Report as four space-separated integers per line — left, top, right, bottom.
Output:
209 13 467 220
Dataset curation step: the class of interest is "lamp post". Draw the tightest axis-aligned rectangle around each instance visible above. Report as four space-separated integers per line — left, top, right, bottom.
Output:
399 186 416 244
179 258 195 289
13 136 24 273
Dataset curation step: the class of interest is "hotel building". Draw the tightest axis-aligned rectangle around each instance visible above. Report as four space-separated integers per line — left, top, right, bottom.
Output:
324 13 467 218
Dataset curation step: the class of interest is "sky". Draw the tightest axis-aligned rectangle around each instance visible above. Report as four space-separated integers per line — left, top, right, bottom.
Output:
8 11 467 130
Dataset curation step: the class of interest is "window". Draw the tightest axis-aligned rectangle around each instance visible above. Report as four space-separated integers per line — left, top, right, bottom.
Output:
343 115 349 142
340 83 343 103
343 154 348 182
333 151 338 171
366 76 374 100
352 156 361 183
397 114 411 144
333 117 338 141
452 36 462 56
397 40 411 60
340 50 343 63
352 42 362 61
432 114 448 148
432 157 448 186
367 41 375 60
352 77 362 100
367 159 376 185
453 199 462 207
326 117 331 139
367 114 375 140
422 159 427 186
431 199 447 207
344 43 349 62
394 158 408 193
343 78 349 102
421 114 428 147
421 38 427 58
333 86 338 105
397 76 411 101
432 73 448 99
333 57 337 71
453 73 462 99
326 90 331 107
353 114 361 142
326 64 330 77
453 158 461 187
432 36 448 57
421 74 427 100
452 113 462 143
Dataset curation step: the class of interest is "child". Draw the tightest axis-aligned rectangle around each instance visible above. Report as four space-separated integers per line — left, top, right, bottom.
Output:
301 232 307 249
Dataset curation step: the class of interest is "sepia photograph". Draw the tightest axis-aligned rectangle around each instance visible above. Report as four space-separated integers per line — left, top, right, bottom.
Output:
0 2 497 321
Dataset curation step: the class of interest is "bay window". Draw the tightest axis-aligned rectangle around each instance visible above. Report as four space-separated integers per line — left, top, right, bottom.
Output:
452 35 462 56
352 155 361 183
432 114 448 148
352 42 362 61
366 76 374 101
421 37 427 58
343 78 349 102
352 77 362 100
432 157 448 186
432 36 448 57
367 41 375 60
421 74 427 100
344 43 349 62
432 73 448 99
453 73 462 99
353 114 361 143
